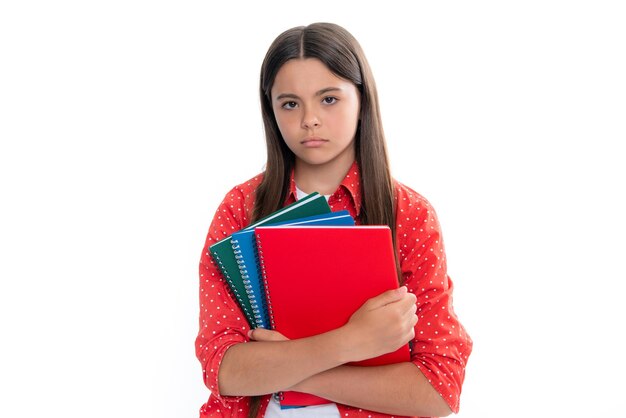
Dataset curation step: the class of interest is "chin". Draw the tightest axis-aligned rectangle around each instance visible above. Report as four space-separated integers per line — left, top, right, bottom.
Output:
297 156 335 166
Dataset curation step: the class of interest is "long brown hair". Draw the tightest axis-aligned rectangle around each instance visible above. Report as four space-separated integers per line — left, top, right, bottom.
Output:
253 22 396 231
248 22 399 417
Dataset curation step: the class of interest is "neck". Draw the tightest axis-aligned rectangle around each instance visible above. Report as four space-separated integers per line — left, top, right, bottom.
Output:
294 153 355 196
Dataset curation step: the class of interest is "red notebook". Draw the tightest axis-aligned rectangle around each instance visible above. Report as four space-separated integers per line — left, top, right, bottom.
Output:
254 226 411 407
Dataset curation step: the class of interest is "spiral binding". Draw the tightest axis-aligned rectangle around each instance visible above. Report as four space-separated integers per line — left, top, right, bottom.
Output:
252 234 272 329
210 247 254 325
232 237 266 328
255 234 275 330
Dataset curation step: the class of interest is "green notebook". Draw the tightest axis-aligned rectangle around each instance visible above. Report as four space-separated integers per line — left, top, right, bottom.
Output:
209 192 331 326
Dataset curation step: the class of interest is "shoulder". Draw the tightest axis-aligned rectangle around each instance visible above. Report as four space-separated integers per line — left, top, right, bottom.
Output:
392 179 443 246
214 173 265 229
392 180 447 279
393 179 437 217
229 172 265 200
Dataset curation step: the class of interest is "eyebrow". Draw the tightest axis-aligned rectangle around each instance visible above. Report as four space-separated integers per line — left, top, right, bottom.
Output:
275 87 342 101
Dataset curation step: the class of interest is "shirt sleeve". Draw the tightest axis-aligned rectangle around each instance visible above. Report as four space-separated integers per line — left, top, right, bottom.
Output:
396 186 473 413
195 186 252 407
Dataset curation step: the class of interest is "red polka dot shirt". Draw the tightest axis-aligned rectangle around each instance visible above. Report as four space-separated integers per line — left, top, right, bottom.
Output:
196 162 472 418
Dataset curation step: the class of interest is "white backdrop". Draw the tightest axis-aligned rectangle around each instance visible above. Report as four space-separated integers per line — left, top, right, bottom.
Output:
1 1 625 417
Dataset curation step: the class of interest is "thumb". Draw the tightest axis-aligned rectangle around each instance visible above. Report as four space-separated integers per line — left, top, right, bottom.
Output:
365 286 408 310
248 328 288 342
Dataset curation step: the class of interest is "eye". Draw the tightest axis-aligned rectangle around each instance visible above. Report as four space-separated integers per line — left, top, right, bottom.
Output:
322 96 338 105
281 101 298 110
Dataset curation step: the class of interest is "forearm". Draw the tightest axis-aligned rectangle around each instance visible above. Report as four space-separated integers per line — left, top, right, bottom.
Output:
220 287 418 397
218 328 349 396
291 362 453 417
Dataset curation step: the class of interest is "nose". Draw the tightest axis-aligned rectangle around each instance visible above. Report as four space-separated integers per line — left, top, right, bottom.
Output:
301 109 321 129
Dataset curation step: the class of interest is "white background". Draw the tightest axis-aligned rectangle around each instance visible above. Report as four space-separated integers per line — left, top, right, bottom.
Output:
1 1 625 417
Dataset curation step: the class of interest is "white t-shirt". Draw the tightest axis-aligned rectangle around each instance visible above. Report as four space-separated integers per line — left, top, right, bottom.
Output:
295 186 330 201
264 395 340 418
265 186 340 418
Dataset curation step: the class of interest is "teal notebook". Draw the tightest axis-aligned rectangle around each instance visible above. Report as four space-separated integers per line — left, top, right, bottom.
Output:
209 193 331 326
231 210 355 329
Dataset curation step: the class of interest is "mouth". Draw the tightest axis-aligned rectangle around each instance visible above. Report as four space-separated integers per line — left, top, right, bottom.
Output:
301 137 329 147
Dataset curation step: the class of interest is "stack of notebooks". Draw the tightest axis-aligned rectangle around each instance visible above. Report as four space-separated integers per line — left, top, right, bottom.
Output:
209 192 410 408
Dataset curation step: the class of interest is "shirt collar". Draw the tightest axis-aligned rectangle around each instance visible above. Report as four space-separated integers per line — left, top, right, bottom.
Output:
288 160 362 216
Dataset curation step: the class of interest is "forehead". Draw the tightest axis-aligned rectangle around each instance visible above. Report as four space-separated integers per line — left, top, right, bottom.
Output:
271 58 352 95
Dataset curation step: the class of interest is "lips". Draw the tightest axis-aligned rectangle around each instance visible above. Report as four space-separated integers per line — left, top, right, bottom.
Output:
301 137 329 147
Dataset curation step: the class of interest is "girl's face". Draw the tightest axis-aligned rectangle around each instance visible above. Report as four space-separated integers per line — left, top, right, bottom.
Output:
271 58 360 170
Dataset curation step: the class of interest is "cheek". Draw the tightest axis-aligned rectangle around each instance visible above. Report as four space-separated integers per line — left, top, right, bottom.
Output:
275 117 287 131
274 114 297 142
274 110 291 126
335 108 360 136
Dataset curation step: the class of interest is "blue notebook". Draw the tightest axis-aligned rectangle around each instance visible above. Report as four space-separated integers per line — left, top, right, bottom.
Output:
230 210 355 329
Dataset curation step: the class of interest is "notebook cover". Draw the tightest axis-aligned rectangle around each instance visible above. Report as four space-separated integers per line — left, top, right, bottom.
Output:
254 226 410 407
231 211 355 329
209 193 331 326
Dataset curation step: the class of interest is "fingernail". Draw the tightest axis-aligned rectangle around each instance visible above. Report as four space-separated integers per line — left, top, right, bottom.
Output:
247 330 253 339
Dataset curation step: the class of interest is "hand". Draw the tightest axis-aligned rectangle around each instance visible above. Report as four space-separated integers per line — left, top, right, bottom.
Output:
341 286 418 362
248 328 289 342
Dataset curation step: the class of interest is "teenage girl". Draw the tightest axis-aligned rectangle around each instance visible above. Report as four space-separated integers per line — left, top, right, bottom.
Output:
196 22 472 418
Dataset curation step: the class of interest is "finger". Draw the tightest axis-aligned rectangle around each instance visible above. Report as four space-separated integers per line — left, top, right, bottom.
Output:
400 299 418 326
396 292 417 312
248 328 289 342
402 303 418 324
365 286 408 310
407 325 416 341
400 307 419 330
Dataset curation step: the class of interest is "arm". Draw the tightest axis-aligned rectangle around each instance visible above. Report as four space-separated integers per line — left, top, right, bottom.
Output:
195 185 255 403
218 287 417 396
241 323 464 417
196 184 416 403
250 329 452 417
291 363 452 417
243 185 472 416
